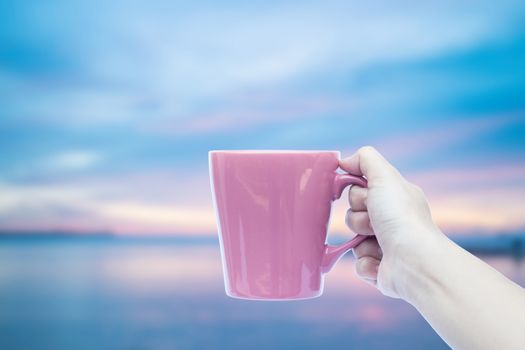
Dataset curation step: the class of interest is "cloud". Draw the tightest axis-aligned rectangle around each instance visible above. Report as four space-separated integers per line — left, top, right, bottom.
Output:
51 150 101 170
410 163 525 233
2 0 522 128
1 155 524 236
0 0 524 236
405 162 525 234
95 201 215 234
1 77 146 125
356 113 523 162
409 163 525 191
329 159 525 235
0 170 217 234
2 150 103 183
430 188 525 233
140 93 350 134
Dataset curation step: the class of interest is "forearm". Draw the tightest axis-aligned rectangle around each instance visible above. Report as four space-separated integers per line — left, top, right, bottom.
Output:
400 232 525 350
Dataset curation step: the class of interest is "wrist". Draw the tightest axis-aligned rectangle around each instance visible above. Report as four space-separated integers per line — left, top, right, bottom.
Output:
388 226 452 305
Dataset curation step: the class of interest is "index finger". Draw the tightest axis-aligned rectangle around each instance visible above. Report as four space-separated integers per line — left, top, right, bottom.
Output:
339 146 394 181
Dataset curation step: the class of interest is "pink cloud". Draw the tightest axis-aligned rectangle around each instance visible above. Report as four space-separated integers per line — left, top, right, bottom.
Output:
1 151 523 236
370 113 521 161
407 163 525 234
409 163 525 191
140 93 352 134
0 171 217 235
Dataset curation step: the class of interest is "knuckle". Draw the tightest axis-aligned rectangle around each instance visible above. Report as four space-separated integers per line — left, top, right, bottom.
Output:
359 145 377 156
354 260 362 274
349 186 366 208
347 212 358 227
354 239 370 256
411 183 423 193
356 257 368 273
410 183 426 199
359 187 367 203
351 214 372 234
349 195 357 209
349 189 358 207
353 241 366 256
345 210 354 228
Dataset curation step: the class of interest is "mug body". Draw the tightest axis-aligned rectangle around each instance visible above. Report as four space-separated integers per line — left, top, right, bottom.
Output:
209 150 340 300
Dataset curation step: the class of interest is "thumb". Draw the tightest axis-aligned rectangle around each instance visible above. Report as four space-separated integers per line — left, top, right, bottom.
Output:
339 146 396 182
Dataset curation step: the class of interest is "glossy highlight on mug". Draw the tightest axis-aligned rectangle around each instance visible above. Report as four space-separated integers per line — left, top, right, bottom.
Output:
209 151 367 300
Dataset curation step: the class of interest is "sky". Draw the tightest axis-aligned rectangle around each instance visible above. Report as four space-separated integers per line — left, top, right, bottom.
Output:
0 0 524 235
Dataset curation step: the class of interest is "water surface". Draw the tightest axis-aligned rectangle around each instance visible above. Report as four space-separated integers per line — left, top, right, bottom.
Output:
0 237 523 350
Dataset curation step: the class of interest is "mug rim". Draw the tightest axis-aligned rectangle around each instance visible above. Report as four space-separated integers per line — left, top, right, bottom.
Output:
209 150 340 154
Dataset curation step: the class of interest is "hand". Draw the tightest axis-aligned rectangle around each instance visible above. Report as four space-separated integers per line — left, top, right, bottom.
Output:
341 147 525 350
340 146 444 299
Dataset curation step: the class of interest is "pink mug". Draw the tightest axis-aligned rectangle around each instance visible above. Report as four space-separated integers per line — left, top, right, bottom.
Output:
209 150 368 300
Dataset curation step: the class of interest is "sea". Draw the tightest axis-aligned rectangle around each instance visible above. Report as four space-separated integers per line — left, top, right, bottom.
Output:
0 235 523 350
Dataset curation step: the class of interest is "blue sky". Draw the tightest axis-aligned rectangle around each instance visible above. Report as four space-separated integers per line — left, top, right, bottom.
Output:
1 0 524 234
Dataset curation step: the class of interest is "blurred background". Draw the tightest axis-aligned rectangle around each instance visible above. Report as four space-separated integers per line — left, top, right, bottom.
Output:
1 0 524 349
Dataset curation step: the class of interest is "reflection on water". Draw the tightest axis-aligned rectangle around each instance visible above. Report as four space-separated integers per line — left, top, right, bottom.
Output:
0 237 523 350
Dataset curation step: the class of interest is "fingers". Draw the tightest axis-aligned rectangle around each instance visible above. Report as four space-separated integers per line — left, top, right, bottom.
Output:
339 146 394 181
348 185 367 211
352 237 382 260
354 238 382 284
355 256 380 281
345 210 374 235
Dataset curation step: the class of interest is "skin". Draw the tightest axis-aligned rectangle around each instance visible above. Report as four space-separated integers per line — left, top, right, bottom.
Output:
341 146 525 350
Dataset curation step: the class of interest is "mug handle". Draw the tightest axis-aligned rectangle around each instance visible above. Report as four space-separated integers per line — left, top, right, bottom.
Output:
321 173 369 273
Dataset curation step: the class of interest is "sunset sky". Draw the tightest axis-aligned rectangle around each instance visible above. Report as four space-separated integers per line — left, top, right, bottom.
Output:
1 0 524 235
